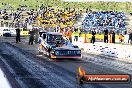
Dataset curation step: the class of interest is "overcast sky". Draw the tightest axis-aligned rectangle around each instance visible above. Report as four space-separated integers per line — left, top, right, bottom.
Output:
63 0 132 2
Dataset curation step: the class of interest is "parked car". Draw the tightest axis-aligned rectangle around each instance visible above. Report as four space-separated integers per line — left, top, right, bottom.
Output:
0 27 11 37
3 28 11 37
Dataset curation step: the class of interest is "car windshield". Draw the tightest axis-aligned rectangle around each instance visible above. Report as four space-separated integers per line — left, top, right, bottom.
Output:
47 34 64 43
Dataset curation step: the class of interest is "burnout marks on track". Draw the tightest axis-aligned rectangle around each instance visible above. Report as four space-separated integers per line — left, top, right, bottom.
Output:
0 42 111 88
0 53 47 88
1 54 31 77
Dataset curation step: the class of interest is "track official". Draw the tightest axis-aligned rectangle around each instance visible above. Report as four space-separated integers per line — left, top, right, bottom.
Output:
16 28 21 43
29 29 35 45
73 29 79 42
91 29 96 44
111 30 115 43
104 29 108 43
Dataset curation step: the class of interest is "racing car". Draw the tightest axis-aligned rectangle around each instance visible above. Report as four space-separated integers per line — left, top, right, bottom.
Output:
38 31 81 59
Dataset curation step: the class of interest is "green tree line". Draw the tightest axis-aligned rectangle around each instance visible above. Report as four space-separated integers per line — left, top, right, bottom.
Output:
0 0 132 13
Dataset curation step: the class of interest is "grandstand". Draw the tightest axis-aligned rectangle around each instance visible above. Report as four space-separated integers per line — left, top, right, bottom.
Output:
82 11 126 34
38 7 81 29
0 0 132 34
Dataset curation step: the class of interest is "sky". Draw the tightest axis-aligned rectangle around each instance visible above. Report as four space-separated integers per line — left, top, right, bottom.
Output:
63 0 132 2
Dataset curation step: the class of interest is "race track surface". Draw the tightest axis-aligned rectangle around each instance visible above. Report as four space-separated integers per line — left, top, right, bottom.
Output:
0 37 131 88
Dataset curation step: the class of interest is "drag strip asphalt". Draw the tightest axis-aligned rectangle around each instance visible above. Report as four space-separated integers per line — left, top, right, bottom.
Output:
0 37 131 88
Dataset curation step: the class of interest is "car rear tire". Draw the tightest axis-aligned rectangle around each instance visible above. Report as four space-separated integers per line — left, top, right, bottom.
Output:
48 51 51 58
48 48 52 58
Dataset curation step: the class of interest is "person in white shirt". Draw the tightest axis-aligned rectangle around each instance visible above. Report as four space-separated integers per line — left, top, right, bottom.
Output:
124 32 129 44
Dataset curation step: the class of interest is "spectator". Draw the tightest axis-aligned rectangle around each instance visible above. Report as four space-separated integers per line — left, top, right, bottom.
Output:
104 29 109 43
29 29 35 45
34 28 39 44
129 33 132 44
111 30 115 43
67 28 72 42
119 34 123 43
16 28 21 43
91 28 96 44
78 27 81 37
83 11 126 34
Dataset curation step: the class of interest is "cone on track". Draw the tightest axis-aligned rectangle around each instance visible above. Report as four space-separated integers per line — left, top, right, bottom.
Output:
84 34 88 43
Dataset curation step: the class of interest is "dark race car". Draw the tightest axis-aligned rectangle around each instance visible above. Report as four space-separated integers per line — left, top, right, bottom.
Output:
38 32 81 59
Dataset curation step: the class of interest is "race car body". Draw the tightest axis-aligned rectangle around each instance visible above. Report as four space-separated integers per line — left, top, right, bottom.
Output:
38 32 81 59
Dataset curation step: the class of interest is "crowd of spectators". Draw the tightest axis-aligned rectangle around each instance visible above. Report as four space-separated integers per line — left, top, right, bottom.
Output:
39 7 81 29
83 11 126 34
0 5 83 42
0 5 38 28
0 5 82 30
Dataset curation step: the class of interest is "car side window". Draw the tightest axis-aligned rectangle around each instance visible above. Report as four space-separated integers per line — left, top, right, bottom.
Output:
47 34 54 42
